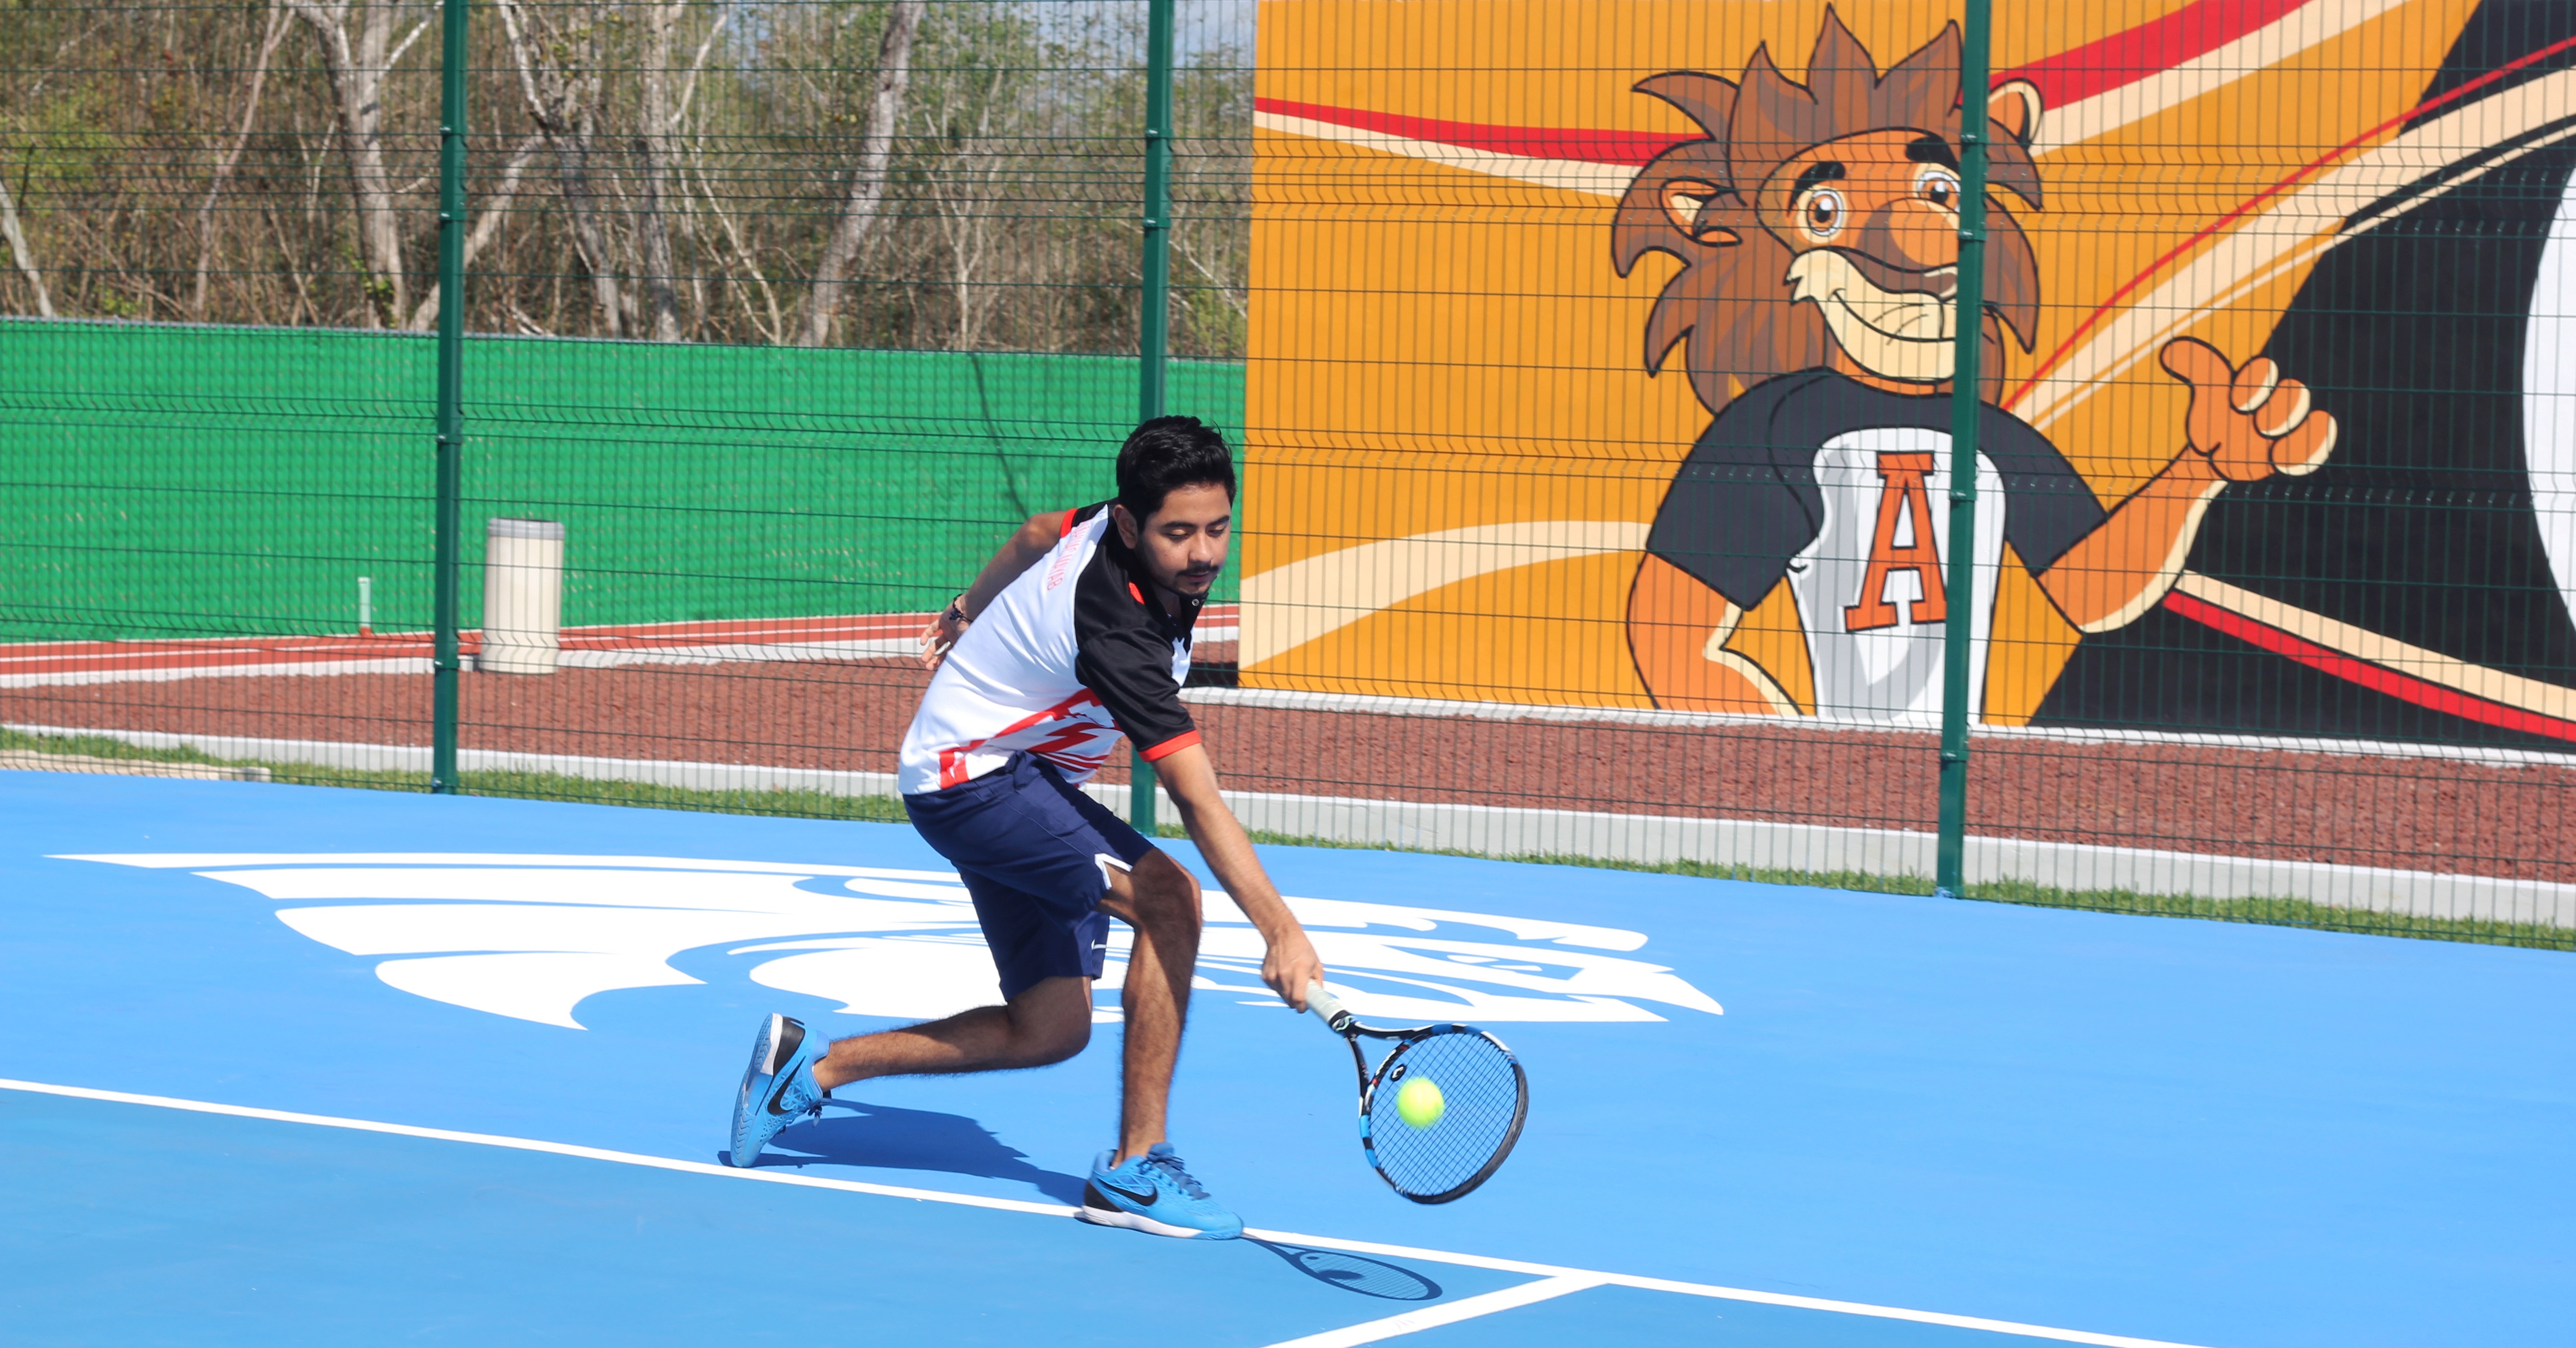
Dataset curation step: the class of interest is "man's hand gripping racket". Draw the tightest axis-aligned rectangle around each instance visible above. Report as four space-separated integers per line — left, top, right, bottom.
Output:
1303 982 1530 1203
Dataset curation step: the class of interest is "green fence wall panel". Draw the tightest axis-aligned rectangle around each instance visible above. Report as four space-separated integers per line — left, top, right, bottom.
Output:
0 320 1245 642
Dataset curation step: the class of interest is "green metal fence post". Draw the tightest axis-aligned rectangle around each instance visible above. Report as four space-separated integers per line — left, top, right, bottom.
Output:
1935 0 1995 896
1129 0 1176 832
430 0 469 793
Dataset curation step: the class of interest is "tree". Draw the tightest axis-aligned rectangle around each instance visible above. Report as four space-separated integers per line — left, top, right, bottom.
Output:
286 0 439 326
0 0 1253 353
0 155 51 317
499 0 624 337
797 0 924 347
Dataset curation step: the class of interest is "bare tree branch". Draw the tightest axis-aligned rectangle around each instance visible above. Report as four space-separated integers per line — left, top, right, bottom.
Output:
494 0 548 124
0 164 55 318
497 0 623 337
635 0 687 341
194 2 293 320
1172 230 1248 321
917 60 1017 350
796 0 925 347
287 0 417 326
26 12 108 100
264 203 318 324
689 144 782 345
671 3 733 129
405 132 546 330
384 0 441 72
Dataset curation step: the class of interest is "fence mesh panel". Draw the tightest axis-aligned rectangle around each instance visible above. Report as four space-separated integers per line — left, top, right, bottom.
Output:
2 0 2569 949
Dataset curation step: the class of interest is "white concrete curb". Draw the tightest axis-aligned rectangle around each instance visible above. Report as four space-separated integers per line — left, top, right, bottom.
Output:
1179 686 2576 770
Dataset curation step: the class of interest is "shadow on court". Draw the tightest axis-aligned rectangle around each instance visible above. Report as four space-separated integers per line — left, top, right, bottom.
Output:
1247 1239 1445 1301
725 1097 1089 1204
717 1099 1452 1301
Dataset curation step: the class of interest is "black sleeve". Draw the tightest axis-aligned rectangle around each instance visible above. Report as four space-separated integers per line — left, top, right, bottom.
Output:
1071 563 1199 761
1644 382 1825 609
1982 410 2108 575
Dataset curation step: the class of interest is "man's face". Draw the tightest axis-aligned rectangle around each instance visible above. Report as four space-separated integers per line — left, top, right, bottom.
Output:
1113 482 1232 602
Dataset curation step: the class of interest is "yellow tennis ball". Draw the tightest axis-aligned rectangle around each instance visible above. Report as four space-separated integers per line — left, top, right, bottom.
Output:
1394 1075 1445 1129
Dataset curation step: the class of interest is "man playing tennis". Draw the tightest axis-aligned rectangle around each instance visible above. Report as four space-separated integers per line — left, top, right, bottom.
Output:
726 415 1323 1241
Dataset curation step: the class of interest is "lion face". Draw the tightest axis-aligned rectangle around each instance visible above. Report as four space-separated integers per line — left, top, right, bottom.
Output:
1759 130 1968 383
1614 10 2044 413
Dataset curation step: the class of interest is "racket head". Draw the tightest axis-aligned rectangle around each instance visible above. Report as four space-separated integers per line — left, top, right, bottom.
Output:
1358 1027 1528 1204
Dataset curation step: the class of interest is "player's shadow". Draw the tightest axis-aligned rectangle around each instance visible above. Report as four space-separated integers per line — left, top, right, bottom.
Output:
726 1105 1439 1300
1246 1239 1444 1301
724 1098 1087 1205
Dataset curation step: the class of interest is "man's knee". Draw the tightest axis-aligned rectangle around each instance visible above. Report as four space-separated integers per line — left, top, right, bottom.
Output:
1006 979 1093 1065
1127 852 1204 935
1022 1020 1089 1067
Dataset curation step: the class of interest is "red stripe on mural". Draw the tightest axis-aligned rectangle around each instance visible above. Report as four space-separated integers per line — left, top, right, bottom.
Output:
1255 97 1682 166
1995 0 2310 108
2162 590 2576 743
1261 3 2310 169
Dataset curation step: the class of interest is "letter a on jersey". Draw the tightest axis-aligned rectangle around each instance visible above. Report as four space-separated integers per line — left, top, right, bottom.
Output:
1843 451 1947 633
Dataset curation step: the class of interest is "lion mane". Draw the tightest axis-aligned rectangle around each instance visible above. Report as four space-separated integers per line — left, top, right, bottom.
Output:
1612 10 2042 415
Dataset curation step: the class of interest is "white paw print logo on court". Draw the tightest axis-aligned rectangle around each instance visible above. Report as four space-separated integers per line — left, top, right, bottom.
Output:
57 852 1722 1029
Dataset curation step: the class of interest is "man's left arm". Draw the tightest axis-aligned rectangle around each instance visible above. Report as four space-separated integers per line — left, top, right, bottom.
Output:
920 509 1071 669
1152 742 1325 1011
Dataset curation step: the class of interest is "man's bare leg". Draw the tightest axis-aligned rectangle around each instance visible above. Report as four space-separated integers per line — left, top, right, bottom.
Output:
810 975 1091 1092
1097 850 1204 1165
803 850 1201 1165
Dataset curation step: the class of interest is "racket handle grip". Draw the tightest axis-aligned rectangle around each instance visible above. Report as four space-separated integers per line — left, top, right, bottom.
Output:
1305 982 1354 1032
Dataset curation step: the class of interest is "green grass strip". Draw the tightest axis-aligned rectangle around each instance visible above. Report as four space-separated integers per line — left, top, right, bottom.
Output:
7 725 2565 953
0 726 912 823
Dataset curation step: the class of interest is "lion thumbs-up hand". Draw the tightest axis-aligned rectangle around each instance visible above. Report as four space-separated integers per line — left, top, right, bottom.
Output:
2158 337 2338 482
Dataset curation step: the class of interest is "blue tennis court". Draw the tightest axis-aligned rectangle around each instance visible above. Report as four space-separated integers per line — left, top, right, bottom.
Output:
1 769 2567 1347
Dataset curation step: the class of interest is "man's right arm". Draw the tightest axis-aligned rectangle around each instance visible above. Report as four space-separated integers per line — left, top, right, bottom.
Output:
1154 742 1324 1011
920 509 1070 669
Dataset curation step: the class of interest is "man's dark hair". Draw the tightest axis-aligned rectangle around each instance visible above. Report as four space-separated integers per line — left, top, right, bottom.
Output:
1116 415 1236 522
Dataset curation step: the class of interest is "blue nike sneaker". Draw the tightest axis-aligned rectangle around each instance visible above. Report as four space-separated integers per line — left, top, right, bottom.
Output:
727 1012 828 1167
1076 1143 1243 1240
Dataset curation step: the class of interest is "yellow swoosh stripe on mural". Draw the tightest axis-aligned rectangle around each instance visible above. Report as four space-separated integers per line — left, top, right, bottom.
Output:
2030 0 2410 155
2174 573 2576 726
2019 65 2576 434
1240 521 1650 667
1250 109 1630 199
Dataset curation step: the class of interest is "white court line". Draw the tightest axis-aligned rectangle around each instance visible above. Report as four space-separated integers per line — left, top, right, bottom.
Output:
0 657 434 688
1251 1274 1609 1348
0 1077 2220 1348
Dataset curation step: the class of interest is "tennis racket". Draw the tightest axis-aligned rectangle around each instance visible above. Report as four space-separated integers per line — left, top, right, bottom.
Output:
1305 982 1529 1204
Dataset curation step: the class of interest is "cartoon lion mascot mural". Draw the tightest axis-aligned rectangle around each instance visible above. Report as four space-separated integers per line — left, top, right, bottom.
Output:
1617 11 2338 724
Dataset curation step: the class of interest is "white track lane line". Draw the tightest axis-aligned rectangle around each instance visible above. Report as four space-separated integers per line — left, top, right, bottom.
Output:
1250 1274 1609 1348
0 1078 2218 1348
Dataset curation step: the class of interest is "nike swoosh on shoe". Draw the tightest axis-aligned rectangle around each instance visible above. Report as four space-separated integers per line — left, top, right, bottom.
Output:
1091 1179 1158 1207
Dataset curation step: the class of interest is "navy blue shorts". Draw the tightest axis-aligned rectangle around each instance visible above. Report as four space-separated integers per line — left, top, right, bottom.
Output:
902 752 1158 1001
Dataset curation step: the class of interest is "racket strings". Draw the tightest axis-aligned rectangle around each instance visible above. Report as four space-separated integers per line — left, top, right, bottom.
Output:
1365 1030 1523 1200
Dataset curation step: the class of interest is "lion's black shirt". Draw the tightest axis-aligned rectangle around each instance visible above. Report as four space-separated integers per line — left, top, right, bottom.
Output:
1645 370 2106 610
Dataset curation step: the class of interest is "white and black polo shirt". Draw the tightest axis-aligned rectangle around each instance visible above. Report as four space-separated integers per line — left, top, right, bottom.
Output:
897 503 1202 795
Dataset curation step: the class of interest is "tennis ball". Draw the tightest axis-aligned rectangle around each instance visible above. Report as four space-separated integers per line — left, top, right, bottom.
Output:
1394 1075 1445 1129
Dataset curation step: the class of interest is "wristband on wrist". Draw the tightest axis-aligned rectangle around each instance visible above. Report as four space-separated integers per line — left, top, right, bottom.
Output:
945 595 971 624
